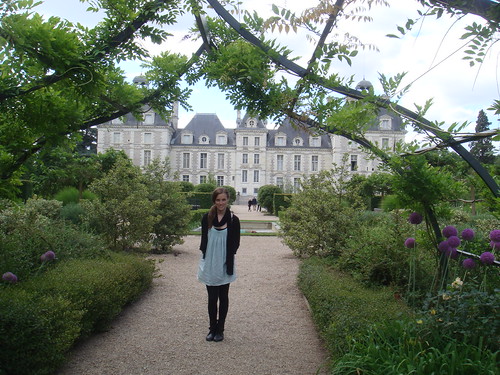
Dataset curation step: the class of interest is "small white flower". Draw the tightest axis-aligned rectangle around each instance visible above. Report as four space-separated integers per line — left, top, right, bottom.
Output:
451 277 463 289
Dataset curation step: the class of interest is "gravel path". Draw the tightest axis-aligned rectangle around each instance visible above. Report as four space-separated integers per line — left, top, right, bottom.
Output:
57 207 329 375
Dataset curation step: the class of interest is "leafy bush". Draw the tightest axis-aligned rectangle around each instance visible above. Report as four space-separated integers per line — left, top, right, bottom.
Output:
54 186 97 205
189 209 209 229
280 170 363 257
331 319 498 374
60 202 85 225
0 198 107 282
336 211 435 298
82 158 158 251
0 253 154 375
273 193 292 216
0 289 83 375
298 257 409 357
257 184 282 214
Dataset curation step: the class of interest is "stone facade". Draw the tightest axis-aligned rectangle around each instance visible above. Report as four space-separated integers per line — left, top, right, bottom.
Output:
97 80 406 197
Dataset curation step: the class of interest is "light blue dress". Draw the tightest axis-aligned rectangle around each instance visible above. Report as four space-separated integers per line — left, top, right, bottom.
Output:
198 227 237 286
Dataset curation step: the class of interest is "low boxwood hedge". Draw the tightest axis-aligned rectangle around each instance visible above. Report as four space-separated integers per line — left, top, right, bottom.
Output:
298 256 410 358
0 252 155 375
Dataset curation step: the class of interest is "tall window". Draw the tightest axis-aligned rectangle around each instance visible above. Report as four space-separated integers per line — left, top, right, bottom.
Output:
277 155 284 171
294 155 301 171
113 132 121 143
276 136 285 146
217 153 225 169
243 136 249 146
351 155 358 171
253 170 259 182
182 153 190 169
144 150 151 166
382 138 389 149
200 153 208 169
200 176 207 184
242 153 248 164
217 135 227 145
143 132 152 144
254 153 260 165
294 178 301 192
311 155 319 171
182 134 192 144
217 176 224 186
276 177 284 189
182 175 190 182
254 137 260 146
242 170 248 183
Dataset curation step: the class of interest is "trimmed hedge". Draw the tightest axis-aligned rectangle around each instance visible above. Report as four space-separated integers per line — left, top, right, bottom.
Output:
0 253 155 375
298 257 410 358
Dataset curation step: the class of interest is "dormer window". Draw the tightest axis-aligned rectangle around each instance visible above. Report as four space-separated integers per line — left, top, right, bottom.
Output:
293 137 303 146
248 119 256 127
310 136 321 147
216 134 227 145
181 133 193 144
144 113 154 124
199 135 210 144
379 116 392 130
275 135 286 146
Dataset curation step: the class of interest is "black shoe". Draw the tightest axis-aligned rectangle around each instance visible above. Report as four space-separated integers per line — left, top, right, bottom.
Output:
213 332 224 342
206 331 215 341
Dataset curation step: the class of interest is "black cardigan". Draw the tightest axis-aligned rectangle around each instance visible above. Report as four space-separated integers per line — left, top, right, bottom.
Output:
199 212 241 275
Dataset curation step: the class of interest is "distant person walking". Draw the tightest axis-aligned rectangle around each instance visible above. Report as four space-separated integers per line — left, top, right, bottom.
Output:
198 187 241 342
251 197 257 211
248 198 252 212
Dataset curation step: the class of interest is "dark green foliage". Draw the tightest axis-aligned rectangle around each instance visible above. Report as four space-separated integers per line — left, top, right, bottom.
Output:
336 211 435 297
273 193 292 216
54 186 97 205
0 289 83 375
194 183 217 193
189 209 209 229
175 181 195 192
298 257 410 357
470 110 495 165
331 319 498 374
421 287 499 352
0 253 154 375
0 198 107 281
60 202 85 225
222 185 236 205
257 184 282 214
187 192 213 209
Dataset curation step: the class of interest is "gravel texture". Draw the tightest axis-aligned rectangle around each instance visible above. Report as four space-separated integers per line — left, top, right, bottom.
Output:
57 206 329 375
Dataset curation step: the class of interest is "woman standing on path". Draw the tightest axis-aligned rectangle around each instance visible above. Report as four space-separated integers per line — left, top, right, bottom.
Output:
198 187 241 342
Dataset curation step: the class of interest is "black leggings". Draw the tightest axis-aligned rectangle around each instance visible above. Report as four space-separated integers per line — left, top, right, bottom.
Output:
206 283 230 331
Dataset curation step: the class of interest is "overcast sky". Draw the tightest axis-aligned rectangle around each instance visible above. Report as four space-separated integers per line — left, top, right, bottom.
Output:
35 0 500 146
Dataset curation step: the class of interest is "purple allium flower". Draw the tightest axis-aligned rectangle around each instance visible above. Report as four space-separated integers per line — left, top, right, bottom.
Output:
442 226 458 238
461 228 475 241
409 212 423 225
480 252 495 265
490 241 500 250
40 251 56 262
404 237 416 248
2 272 18 283
447 236 461 248
438 240 450 253
463 258 476 269
443 247 458 259
489 230 500 243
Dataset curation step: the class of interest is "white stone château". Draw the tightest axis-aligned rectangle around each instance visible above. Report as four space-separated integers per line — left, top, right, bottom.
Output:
97 78 406 197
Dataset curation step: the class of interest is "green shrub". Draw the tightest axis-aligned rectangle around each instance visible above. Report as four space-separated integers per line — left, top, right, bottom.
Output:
0 289 83 375
0 199 107 282
331 319 498 375
189 209 209 229
273 193 292 216
60 202 85 225
22 253 155 336
257 185 282 214
298 257 410 357
0 253 154 375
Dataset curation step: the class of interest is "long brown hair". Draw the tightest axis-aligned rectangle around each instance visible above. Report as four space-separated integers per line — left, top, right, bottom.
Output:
207 187 230 229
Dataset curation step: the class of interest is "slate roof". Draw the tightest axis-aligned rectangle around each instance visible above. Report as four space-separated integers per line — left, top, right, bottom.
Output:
237 113 267 129
119 105 170 127
171 113 235 146
268 118 332 148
